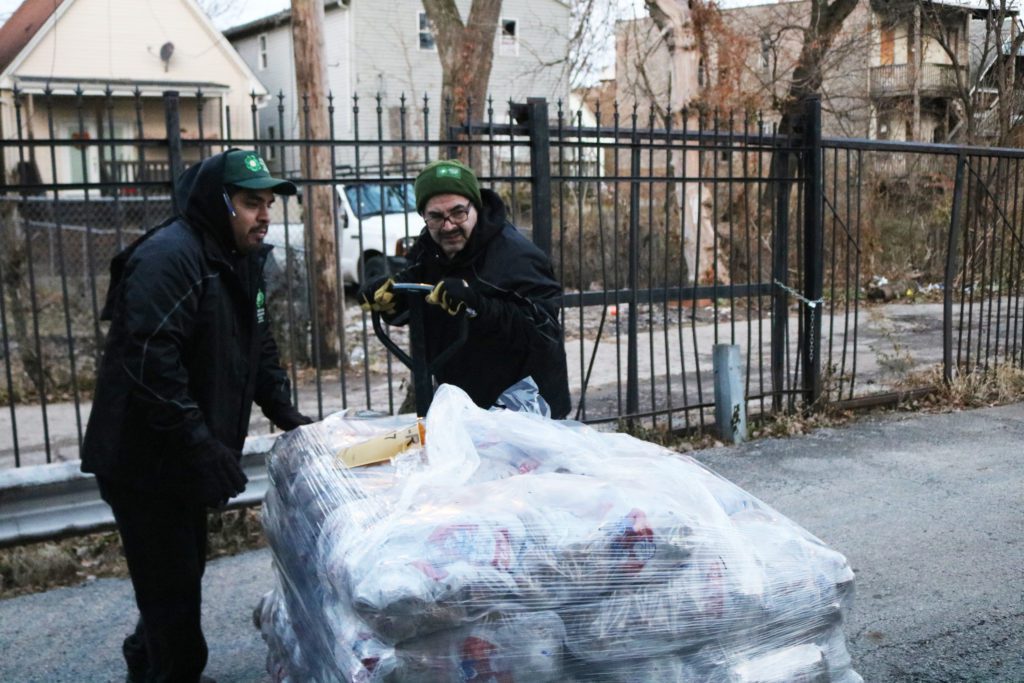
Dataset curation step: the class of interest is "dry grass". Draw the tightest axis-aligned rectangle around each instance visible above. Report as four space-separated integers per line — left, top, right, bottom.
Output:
625 362 1024 451
749 406 856 439
896 363 1024 412
0 507 265 600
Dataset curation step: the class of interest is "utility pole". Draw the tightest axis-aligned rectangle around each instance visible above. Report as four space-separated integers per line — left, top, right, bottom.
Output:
912 2 921 141
291 0 341 368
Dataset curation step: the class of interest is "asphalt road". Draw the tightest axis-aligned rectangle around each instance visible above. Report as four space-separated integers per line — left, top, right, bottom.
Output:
1 402 1021 682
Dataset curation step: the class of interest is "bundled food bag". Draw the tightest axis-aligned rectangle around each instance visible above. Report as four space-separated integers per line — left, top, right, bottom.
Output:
255 385 861 682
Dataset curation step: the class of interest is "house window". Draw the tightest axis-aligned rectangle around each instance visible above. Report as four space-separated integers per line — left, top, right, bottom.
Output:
258 33 268 70
759 33 771 72
419 12 436 51
500 18 518 56
697 57 707 87
61 121 99 190
265 126 276 160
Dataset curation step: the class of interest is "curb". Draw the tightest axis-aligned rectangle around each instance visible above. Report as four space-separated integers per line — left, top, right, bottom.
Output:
0 433 279 548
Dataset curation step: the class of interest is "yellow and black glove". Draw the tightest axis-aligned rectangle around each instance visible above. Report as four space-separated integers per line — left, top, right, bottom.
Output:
426 277 479 317
358 276 397 314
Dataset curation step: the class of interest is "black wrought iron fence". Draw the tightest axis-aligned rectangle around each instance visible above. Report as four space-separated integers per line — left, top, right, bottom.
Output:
2 87 1024 470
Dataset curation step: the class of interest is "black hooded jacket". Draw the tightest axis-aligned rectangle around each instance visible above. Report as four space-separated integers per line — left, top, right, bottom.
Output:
401 188 571 418
80 151 295 489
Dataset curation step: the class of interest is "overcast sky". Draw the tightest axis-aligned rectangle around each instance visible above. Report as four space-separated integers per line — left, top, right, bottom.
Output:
0 0 714 30
0 0 801 32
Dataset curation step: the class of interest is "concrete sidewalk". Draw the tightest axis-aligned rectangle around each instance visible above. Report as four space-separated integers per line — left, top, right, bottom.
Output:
1 402 1022 682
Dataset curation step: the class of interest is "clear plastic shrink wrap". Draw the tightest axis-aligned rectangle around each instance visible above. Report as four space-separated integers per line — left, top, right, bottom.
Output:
256 385 861 682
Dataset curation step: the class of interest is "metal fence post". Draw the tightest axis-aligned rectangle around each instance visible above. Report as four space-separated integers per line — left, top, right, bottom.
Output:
714 344 747 443
163 91 184 213
944 154 967 383
627 138 641 421
526 97 552 256
770 150 790 412
801 96 824 407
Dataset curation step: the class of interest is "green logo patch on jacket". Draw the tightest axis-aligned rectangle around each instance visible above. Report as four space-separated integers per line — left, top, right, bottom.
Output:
256 288 267 324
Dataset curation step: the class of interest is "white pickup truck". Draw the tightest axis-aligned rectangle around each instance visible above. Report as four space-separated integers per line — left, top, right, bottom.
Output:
265 180 420 286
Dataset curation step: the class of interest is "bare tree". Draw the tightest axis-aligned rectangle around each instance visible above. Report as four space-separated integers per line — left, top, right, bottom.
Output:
644 0 699 104
691 0 872 138
777 0 860 135
421 0 502 136
982 2 1024 144
196 0 240 22
918 0 1024 145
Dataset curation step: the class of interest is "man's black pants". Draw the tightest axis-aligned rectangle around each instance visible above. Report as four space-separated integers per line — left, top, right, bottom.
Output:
98 476 209 683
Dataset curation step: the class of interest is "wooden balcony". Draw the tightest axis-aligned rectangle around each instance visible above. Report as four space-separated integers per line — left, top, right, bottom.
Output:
870 63 965 98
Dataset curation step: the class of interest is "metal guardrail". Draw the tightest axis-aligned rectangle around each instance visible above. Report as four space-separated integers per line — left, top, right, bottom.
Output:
0 433 278 548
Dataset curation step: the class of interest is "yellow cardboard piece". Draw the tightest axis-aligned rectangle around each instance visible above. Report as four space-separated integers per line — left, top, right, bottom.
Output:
336 420 425 468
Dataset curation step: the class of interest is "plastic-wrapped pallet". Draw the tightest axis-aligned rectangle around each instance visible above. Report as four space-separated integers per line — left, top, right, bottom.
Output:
255 385 861 682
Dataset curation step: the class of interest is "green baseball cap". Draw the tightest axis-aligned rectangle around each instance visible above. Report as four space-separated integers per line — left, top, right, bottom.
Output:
222 149 297 195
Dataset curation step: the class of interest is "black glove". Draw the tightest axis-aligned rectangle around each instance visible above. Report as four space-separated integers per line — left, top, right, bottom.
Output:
426 277 480 317
357 275 397 314
188 440 248 509
265 404 314 431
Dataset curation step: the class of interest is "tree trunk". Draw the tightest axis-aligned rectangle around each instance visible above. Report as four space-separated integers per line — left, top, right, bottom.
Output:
292 0 341 368
778 0 859 136
645 0 727 285
422 0 502 147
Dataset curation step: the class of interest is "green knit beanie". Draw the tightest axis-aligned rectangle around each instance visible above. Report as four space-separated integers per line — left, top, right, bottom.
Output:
414 159 482 213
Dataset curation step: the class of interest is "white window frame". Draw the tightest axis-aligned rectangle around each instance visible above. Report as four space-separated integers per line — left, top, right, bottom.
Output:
418 12 436 51
258 33 268 70
499 17 519 57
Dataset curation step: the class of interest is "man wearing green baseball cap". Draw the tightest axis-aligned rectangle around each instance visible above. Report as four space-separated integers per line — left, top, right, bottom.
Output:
82 149 307 683
359 158 570 418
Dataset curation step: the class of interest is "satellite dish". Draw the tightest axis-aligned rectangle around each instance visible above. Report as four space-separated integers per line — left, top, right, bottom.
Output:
159 42 174 71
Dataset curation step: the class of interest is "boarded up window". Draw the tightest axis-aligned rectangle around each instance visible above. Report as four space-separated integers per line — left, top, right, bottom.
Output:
881 27 895 66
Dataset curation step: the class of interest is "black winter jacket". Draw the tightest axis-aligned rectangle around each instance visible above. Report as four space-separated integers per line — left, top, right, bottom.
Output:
80 151 294 490
401 189 571 418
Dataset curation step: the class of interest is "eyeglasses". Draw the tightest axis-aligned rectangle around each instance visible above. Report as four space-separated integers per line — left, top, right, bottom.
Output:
424 205 471 230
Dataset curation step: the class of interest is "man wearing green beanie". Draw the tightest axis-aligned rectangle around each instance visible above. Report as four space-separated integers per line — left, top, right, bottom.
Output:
360 158 570 418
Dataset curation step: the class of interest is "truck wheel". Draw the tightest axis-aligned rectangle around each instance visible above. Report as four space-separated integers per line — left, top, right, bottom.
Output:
361 255 387 284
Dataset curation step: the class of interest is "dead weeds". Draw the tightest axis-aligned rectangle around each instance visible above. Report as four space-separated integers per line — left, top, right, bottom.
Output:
0 507 266 600
895 363 1024 412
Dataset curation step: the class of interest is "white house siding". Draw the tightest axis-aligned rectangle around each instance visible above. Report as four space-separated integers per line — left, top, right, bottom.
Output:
227 0 570 177
230 5 353 177
1 0 265 186
12 0 262 130
348 0 569 171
